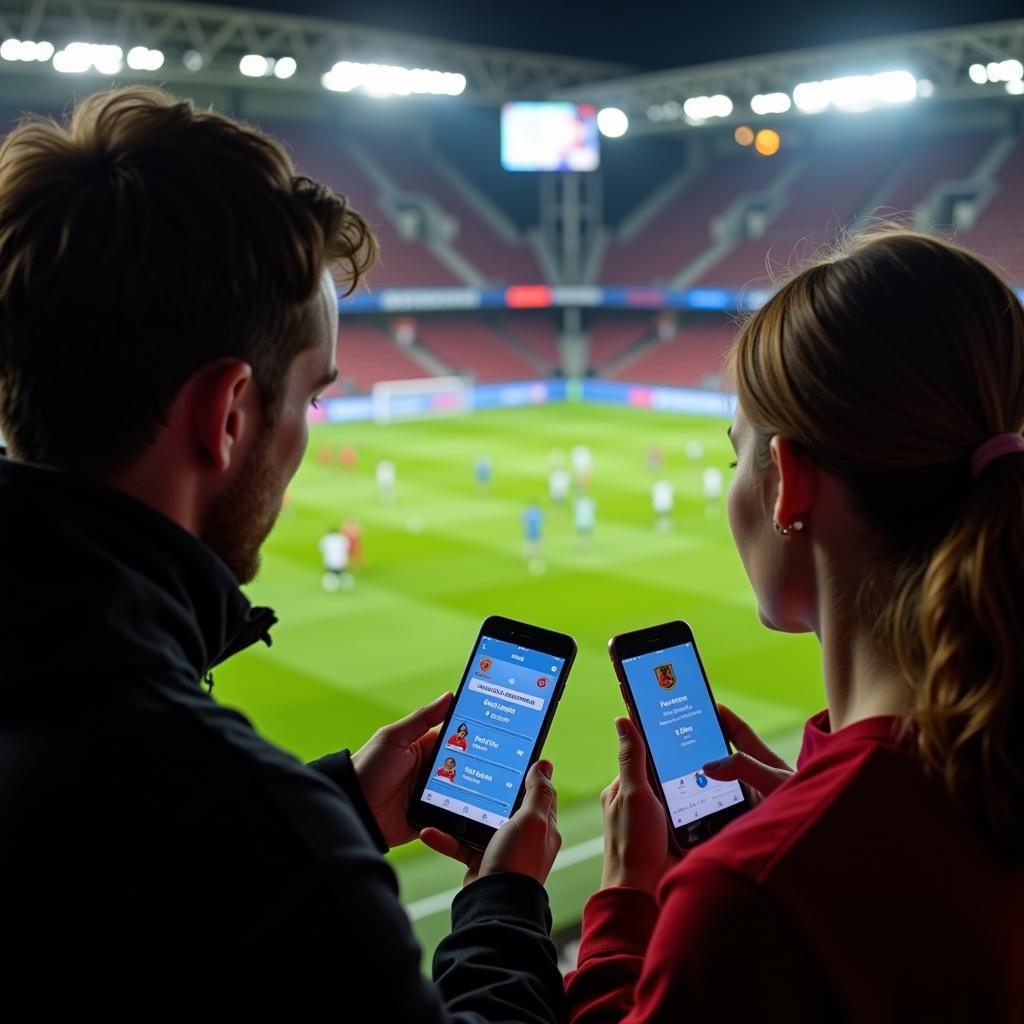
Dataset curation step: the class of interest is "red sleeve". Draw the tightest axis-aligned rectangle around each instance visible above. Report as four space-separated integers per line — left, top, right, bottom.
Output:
566 864 833 1023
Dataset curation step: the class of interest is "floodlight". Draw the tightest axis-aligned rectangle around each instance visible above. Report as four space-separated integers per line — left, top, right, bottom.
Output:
239 54 270 77
968 63 988 84
597 107 628 138
274 56 297 79
751 92 791 115
127 46 163 71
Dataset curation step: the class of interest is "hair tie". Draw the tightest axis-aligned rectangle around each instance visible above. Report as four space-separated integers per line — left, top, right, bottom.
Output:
970 433 1024 478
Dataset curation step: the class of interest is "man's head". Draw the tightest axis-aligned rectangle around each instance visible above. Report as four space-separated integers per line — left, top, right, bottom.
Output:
0 86 376 579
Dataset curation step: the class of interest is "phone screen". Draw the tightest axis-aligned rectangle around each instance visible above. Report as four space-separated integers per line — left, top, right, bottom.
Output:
419 634 566 829
621 641 744 829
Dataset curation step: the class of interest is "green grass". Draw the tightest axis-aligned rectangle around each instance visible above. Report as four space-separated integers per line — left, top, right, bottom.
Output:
211 402 824 956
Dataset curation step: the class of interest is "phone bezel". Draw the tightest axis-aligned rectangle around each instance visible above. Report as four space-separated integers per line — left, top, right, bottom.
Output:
609 619 749 849
408 614 577 850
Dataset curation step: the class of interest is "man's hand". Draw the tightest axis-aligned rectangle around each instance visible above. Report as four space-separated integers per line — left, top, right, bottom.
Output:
419 759 561 887
599 716 679 895
351 692 452 849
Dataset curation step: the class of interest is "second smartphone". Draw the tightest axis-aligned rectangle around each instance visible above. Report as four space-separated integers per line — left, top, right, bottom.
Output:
609 619 749 849
409 615 576 850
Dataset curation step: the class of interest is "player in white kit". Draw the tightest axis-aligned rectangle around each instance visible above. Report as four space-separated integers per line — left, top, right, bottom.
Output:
548 467 571 504
570 444 592 486
651 479 674 531
319 529 352 591
375 459 396 503
573 493 596 548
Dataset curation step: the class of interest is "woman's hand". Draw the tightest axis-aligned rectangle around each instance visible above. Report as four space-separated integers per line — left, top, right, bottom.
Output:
599 716 680 896
420 759 561 887
702 704 794 805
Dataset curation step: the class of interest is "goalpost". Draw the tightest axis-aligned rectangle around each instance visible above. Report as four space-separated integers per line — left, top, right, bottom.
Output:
370 375 472 425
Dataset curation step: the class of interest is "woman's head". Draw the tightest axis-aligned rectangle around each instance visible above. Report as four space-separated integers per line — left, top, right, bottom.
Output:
444 757 456 770
727 229 1024 855
456 724 468 737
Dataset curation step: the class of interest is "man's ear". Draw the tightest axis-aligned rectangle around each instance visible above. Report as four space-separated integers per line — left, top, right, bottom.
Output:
193 359 256 473
769 435 815 528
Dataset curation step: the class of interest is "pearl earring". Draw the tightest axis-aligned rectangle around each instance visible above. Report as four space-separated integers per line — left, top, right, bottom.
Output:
774 518 805 536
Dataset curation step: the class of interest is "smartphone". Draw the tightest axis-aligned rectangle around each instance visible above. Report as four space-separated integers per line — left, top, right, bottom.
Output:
409 615 576 850
609 620 749 849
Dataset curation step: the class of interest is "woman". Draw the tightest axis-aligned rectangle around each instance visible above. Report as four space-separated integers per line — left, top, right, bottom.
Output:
567 231 1024 1021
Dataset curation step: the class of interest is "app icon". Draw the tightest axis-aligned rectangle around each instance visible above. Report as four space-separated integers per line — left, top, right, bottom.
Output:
654 662 677 690
479 657 492 672
536 675 548 688
695 771 708 789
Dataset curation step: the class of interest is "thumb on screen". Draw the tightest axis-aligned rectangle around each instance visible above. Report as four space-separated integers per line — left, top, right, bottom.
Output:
615 716 649 792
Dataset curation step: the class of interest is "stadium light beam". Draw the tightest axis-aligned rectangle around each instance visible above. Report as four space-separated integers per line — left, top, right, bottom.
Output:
682 94 733 123
239 53 271 77
1 39 54 62
792 69 916 114
322 60 466 97
750 91 791 115
127 46 164 71
597 107 629 137
274 56 297 79
53 42 123 74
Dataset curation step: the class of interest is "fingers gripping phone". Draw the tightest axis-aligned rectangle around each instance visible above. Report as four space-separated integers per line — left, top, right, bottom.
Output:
609 620 749 849
409 615 576 850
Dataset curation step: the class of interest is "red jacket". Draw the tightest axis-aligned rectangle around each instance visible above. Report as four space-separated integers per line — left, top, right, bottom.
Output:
566 711 1024 1022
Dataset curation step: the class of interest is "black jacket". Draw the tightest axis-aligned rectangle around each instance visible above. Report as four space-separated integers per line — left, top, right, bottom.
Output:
0 456 565 1017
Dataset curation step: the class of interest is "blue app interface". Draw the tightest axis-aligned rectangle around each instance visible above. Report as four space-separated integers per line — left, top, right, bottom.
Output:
622 641 743 828
421 635 564 829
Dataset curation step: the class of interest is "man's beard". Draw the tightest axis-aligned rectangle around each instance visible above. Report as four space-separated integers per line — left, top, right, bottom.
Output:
199 431 282 584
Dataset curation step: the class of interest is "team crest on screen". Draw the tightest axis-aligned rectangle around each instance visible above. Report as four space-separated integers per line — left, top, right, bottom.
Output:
654 663 676 690
479 658 492 673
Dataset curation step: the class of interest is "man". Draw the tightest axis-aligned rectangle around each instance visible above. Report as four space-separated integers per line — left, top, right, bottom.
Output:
319 524 353 590
0 87 564 1011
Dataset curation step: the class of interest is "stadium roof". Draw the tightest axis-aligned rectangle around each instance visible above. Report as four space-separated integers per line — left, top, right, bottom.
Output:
0 0 1021 132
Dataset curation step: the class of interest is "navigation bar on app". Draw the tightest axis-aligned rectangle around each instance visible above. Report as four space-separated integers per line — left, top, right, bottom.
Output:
423 788 509 829
663 773 743 828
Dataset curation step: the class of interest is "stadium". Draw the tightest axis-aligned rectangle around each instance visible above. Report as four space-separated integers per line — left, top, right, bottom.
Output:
3 0 1023 983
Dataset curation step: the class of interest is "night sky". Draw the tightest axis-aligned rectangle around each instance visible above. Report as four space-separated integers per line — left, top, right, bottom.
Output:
218 0 1024 70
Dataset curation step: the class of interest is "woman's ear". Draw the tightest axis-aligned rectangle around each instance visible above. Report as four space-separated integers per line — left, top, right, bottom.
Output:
769 435 815 530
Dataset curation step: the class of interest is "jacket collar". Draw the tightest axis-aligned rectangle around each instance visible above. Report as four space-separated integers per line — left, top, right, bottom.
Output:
0 455 276 684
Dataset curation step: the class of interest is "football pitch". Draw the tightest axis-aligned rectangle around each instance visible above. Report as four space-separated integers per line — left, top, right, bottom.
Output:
211 401 824 956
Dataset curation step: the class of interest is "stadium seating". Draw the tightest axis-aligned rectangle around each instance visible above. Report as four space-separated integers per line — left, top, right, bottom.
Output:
598 151 794 285
957 137 1024 285
696 141 898 288
276 124 464 288
358 134 544 284
587 315 656 371
330 323 433 394
872 130 994 215
415 318 543 382
499 315 562 371
609 321 738 388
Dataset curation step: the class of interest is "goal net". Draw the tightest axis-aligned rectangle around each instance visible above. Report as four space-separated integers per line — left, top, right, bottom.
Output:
370 375 471 424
